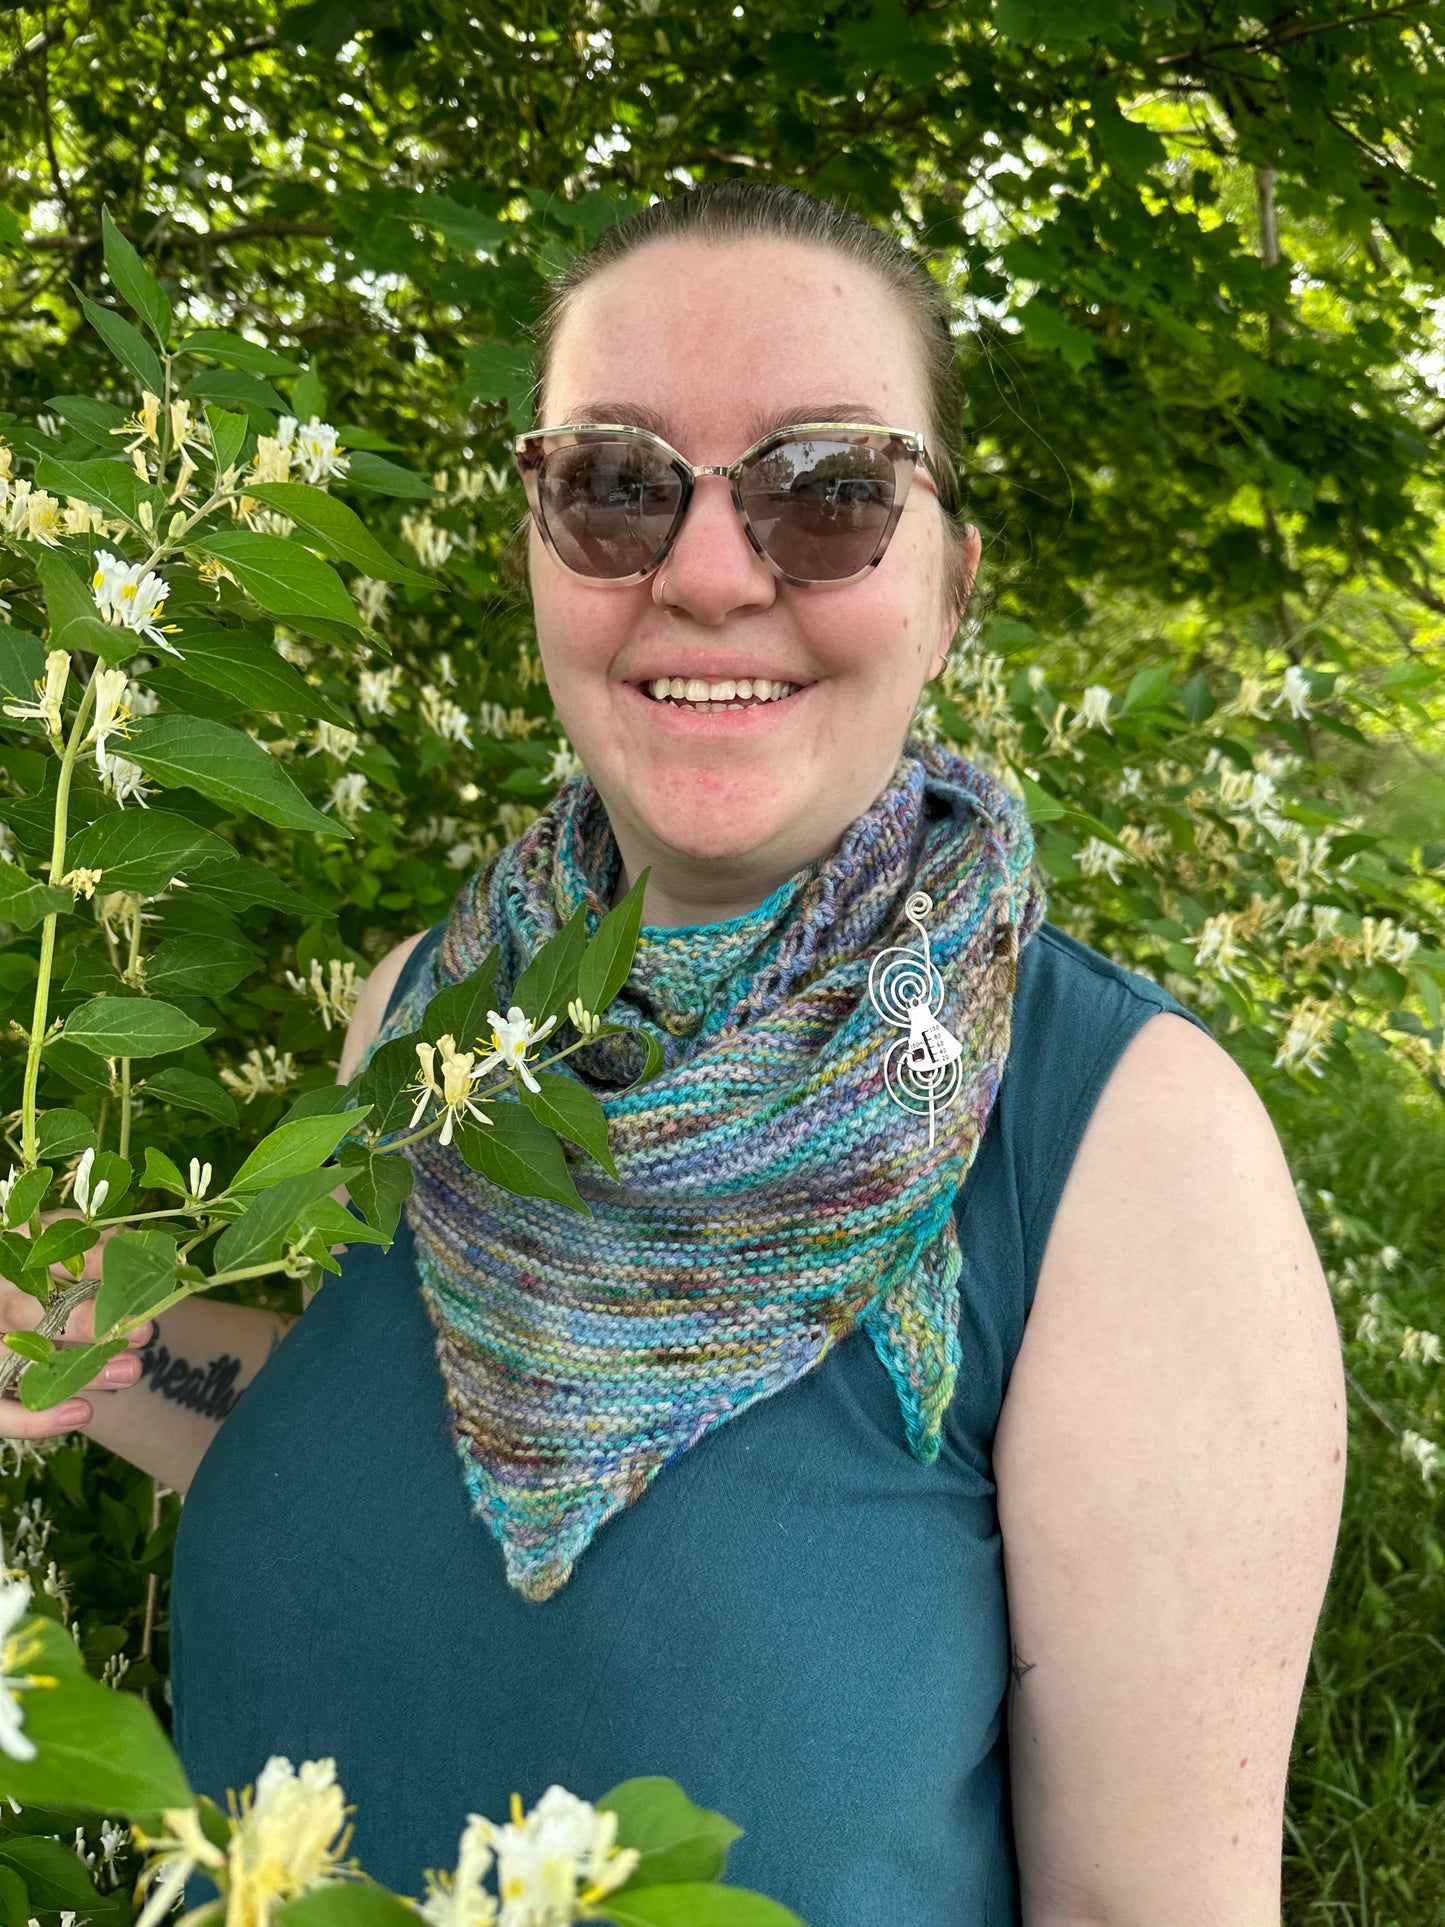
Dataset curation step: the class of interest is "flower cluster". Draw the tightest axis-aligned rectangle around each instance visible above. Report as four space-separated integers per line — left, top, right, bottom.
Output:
284 957 363 1033
420 1785 639 1927
92 551 178 656
219 1045 300 1101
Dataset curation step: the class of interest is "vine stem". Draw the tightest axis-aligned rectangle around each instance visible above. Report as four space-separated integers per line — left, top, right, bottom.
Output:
118 895 144 1160
19 666 99 1174
0 1277 98 1400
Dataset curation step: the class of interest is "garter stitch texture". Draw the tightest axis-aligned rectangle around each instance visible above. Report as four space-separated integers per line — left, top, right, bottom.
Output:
371 735 1047 1601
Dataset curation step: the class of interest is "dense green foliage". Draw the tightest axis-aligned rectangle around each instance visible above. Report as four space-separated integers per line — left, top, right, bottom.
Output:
1 0 1443 1920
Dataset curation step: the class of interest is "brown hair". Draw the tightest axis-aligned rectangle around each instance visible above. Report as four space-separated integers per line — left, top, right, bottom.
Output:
496 179 973 627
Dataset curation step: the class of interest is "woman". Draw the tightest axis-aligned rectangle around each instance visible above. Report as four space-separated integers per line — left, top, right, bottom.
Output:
19 182 1345 1924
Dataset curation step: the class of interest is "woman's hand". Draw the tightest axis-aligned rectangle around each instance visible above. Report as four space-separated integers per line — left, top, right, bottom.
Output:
0 1219 154 1436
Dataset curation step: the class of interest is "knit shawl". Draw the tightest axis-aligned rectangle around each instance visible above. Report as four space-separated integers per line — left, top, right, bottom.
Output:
372 735 1047 1601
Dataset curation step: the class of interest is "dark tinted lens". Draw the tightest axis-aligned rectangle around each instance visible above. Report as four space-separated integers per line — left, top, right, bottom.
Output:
539 437 682 578
740 437 895 580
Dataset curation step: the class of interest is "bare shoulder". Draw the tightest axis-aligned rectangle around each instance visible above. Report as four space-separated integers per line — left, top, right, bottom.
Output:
336 929 430 1085
993 1011 1347 1922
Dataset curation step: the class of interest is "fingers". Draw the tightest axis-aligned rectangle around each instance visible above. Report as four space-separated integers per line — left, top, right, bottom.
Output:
0 1396 96 1438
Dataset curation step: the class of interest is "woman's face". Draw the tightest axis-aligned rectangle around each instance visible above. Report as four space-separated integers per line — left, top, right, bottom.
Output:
530 235 977 906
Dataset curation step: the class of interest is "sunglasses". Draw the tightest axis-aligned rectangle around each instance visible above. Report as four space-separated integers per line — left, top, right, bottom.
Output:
512 420 941 589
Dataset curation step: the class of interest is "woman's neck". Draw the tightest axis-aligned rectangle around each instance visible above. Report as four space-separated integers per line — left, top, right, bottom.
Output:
609 851 818 929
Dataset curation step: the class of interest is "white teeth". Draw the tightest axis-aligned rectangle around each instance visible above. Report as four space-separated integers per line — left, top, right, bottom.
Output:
645 676 799 705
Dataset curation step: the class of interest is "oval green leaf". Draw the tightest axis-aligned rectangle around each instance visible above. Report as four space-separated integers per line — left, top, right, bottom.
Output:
62 996 213 1059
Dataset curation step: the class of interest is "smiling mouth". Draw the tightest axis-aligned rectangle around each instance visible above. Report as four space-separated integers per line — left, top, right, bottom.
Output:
636 676 806 713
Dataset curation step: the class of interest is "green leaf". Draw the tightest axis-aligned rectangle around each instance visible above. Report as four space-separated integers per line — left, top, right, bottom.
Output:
277 1879 420 1927
101 206 172 345
89 1151 132 1216
454 1102 590 1214
336 1148 413 1244
36 552 130 666
188 531 363 630
1119 663 1174 714
205 404 249 476
598 1886 806 1927
598 1778 743 1889
228 1111 367 1193
1 1167 51 1230
212 1167 343 1273
178 367 288 418
34 1109 94 1161
62 996 212 1059
65 808 233 895
297 1192 388 1248
576 868 649 1019
142 1146 188 1196
510 903 590 1031
125 713 348 837
145 934 258 999
242 483 431 587
186 855 330 914
44 394 127 442
74 288 165 396
519 1072 619 1181
95 1229 182 1338
2 1332 55 1365
342 450 437 499
358 1032 426 1136
141 1067 238 1124
177 328 303 378
0 1830 110 1910
0 1616 193 1811
18 1336 127 1409
19 1218 98 1276
290 368 327 420
587 1021 665 1089
0 862 72 931
0 618 45 700
32 454 138 525
163 623 354 724
421 947 500 1051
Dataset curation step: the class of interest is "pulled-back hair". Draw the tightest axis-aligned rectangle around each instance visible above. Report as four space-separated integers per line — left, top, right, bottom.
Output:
498 179 973 624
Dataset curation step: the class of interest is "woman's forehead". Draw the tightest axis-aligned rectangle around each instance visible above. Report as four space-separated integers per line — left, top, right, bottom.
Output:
547 237 923 425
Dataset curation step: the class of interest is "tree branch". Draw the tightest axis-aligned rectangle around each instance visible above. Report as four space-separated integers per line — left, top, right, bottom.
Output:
1155 0 1434 70
21 219 334 253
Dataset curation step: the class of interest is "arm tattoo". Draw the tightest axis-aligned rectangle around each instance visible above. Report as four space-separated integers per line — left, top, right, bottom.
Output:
1009 1644 1036 1694
135 1321 284 1422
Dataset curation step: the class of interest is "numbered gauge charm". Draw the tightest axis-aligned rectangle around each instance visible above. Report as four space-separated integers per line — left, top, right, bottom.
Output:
867 891 965 1148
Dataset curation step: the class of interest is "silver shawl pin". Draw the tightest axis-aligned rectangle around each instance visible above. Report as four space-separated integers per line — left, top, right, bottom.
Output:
867 891 965 1148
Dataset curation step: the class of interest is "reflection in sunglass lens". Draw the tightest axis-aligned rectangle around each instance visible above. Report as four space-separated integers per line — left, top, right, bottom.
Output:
539 438 682 578
741 437 896 580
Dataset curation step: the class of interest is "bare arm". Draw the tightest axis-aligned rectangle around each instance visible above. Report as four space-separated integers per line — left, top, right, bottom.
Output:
995 1013 1346 1927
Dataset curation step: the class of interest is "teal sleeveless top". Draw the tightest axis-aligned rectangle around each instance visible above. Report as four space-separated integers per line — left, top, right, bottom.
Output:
170 921 1211 1925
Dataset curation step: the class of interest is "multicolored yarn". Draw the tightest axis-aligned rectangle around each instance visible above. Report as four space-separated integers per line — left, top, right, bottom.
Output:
372 735 1047 1602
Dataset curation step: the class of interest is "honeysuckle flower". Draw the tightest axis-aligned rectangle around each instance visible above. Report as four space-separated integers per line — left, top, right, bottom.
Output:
1273 664 1313 720
3 648 70 736
73 1145 109 1218
1076 836 1128 885
188 1159 213 1201
0 1569 58 1764
436 650 458 688
1400 1326 1443 1366
419 1815 499 1927
88 665 132 774
1271 998 1337 1077
307 721 360 761
284 957 361 1033
446 840 477 869
112 391 161 454
478 1785 639 1926
352 575 391 626
356 664 403 716
91 551 180 656
0 478 65 547
1189 910 1248 982
419 684 473 746
567 999 602 1039
63 497 107 537
544 739 583 786
474 1008 559 1098
324 772 370 826
99 752 153 807
219 1045 299 1101
0 1167 16 1216
1074 684 1113 734
1401 1429 1445 1488
401 510 457 570
409 1035 493 1146
59 867 104 900
248 431 295 486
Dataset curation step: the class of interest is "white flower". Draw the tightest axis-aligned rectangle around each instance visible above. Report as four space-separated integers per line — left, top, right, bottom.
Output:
567 999 602 1039
1271 998 1336 1077
248 433 295 486
188 1159 213 1201
291 419 349 487
419 684 474 746
1379 1244 1401 1273
58 866 103 900
3 648 70 736
357 665 403 716
1074 685 1113 734
0 478 65 546
307 721 360 762
99 1820 130 1886
325 772 370 826
352 576 391 627
72 1146 109 1218
479 1785 639 1926
0 1570 49 1763
474 1007 559 1099
1189 911 1248 982
1075 835 1127 885
437 651 458 688
99 753 153 807
63 498 107 537
88 666 132 775
273 630 313 668
111 391 161 454
219 1045 299 1102
420 1815 499 1927
1273 664 1314 720
0 1166 16 1216
284 957 362 1033
401 511 456 570
408 1035 494 1146
1401 1429 1445 1489
545 738 584 786
1401 1327 1444 1366
91 551 178 656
